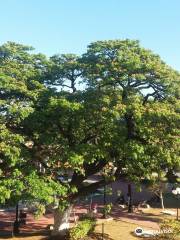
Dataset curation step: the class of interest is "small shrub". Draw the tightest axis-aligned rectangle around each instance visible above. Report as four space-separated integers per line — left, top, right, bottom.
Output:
69 218 96 240
102 203 113 217
79 213 96 221
154 219 180 240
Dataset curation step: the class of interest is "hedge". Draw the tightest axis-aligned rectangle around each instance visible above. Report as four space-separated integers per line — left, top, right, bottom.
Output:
69 217 96 240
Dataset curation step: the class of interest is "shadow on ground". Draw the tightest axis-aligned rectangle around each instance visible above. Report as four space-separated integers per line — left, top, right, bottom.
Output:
0 231 48 239
88 232 114 240
112 208 160 223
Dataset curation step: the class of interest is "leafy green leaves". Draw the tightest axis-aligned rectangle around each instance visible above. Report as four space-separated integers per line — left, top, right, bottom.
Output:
0 39 179 207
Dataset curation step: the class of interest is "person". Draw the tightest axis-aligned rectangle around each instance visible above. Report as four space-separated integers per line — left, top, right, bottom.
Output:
91 203 98 214
13 220 20 235
19 210 27 225
116 194 125 205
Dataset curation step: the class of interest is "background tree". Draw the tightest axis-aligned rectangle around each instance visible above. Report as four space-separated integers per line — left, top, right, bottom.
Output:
145 171 168 209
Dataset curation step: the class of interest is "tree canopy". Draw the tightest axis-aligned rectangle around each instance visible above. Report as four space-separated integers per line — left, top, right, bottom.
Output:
0 40 179 210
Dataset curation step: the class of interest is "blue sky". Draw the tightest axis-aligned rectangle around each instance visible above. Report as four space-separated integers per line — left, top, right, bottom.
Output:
0 0 180 70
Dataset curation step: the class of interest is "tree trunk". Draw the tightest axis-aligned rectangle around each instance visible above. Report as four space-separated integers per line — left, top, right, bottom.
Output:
52 205 73 236
159 190 164 209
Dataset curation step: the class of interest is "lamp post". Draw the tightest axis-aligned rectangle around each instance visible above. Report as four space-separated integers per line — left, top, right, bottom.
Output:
13 203 20 235
127 184 133 213
103 177 107 218
172 187 180 221
102 166 117 218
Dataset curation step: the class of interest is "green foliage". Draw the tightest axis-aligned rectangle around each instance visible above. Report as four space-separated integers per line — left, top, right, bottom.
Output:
34 203 46 219
78 213 96 221
154 219 180 240
24 171 67 204
104 203 113 216
69 218 96 240
0 39 179 213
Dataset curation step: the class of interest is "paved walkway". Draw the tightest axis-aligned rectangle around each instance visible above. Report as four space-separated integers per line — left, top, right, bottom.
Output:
75 204 160 229
0 205 163 237
0 211 53 237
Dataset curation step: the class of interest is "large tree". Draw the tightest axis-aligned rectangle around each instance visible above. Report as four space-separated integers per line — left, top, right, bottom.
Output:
0 40 179 235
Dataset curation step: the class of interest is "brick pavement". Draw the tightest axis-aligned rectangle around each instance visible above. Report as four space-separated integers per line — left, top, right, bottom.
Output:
0 205 163 237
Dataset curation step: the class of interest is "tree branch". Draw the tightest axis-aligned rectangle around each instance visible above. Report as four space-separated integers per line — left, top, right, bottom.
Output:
70 170 127 201
70 158 107 187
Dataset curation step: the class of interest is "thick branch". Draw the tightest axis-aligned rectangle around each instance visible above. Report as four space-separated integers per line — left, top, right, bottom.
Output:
125 113 147 144
70 170 127 201
70 158 107 187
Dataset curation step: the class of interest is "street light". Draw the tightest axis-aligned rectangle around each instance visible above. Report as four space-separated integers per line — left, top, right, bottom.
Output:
13 203 20 235
127 184 133 213
103 177 107 218
172 187 180 221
